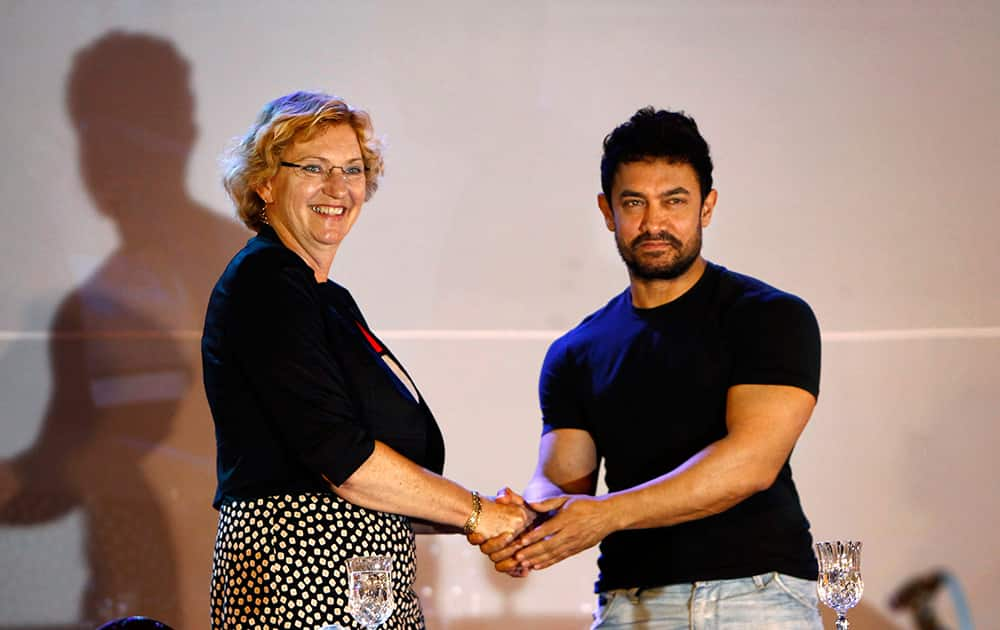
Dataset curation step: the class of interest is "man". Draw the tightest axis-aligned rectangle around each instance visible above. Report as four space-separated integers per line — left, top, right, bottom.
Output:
476 108 823 628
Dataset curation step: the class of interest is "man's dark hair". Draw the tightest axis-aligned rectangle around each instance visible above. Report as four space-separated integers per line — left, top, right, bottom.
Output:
600 107 714 201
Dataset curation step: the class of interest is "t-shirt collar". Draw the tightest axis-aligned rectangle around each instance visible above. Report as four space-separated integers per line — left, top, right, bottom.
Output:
628 260 720 318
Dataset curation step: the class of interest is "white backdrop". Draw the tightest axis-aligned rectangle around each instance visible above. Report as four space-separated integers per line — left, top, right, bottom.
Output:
1 1 998 628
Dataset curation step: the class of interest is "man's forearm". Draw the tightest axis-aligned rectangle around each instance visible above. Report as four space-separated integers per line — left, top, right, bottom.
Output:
602 384 815 532
604 437 774 531
503 436 771 572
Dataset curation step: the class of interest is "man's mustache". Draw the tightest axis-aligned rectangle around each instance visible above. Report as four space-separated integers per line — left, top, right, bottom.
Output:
630 231 682 250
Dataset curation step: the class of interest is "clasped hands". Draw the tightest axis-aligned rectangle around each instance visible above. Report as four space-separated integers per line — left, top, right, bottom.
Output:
468 488 615 576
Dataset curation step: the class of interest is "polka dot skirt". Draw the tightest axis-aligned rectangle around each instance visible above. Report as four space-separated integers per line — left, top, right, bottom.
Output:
211 493 424 629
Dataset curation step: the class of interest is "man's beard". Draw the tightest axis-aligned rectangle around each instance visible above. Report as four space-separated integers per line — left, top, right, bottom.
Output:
615 226 702 280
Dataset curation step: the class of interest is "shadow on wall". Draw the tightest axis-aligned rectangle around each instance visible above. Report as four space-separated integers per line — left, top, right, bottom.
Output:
0 31 248 627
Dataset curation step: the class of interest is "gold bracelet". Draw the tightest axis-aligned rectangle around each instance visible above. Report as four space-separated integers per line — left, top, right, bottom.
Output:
462 490 482 535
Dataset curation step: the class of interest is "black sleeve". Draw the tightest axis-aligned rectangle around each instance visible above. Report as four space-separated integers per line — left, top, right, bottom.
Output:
539 336 590 434
231 259 375 485
729 292 821 398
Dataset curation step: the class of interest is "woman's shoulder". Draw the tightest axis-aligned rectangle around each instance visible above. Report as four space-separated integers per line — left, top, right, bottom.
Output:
217 234 316 302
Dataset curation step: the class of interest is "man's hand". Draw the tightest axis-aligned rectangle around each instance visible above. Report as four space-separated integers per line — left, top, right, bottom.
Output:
500 494 617 572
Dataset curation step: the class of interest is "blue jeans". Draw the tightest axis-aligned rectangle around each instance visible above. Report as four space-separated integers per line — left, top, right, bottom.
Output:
592 572 822 629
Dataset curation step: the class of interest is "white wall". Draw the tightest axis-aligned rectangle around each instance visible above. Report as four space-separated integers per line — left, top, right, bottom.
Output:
1 1 997 628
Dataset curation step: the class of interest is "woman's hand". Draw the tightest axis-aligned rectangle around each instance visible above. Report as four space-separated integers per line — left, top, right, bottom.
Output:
472 490 536 542
465 487 535 576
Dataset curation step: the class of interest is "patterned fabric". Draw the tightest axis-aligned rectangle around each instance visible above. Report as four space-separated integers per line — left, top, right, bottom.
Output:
211 493 424 629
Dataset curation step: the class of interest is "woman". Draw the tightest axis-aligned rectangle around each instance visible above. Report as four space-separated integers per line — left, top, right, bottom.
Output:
203 91 532 629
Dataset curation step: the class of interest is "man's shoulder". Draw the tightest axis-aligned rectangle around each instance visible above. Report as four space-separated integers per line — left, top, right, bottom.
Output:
551 288 632 351
711 264 819 337
713 264 813 315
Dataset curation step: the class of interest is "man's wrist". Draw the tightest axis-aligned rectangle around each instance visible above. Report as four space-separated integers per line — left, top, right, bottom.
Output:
602 491 632 532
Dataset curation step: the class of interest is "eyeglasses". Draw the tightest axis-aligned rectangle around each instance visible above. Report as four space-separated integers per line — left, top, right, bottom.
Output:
280 160 367 182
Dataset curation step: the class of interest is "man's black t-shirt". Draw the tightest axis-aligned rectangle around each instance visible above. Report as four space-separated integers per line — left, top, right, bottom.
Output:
540 262 820 592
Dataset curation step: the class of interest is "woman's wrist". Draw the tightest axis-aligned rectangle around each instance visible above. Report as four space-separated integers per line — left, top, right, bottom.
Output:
461 490 482 535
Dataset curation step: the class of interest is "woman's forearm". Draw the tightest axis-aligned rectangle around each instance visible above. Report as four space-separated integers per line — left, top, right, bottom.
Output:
330 441 532 539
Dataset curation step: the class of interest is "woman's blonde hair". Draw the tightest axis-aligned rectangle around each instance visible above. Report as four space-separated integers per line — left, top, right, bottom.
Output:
222 91 384 232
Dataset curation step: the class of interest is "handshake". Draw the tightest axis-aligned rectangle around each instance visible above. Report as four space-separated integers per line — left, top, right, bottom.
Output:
463 487 615 577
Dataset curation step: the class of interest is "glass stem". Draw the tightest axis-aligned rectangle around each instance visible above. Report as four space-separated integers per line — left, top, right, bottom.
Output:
835 613 850 630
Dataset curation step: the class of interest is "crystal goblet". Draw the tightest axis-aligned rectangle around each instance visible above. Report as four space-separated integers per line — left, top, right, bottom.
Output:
815 540 864 630
347 555 395 629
